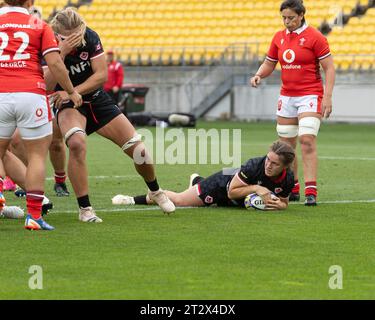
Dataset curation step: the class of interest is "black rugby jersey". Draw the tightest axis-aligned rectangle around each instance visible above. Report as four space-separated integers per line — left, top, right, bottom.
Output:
237 156 294 198
55 27 105 99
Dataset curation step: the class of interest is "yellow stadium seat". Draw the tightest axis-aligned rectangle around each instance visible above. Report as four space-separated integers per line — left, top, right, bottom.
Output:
34 0 375 67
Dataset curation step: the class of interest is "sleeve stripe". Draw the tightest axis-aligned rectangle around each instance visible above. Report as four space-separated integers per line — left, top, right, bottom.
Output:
42 47 60 56
266 56 278 62
235 173 249 186
318 52 331 60
90 52 105 60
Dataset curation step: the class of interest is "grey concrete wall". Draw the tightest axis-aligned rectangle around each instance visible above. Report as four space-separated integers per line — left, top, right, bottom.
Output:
125 67 375 123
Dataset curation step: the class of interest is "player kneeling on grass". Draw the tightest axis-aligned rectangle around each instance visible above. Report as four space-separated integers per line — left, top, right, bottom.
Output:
113 141 295 211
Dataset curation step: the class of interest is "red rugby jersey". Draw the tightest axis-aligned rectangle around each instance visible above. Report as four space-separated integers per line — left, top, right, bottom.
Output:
0 6 60 94
266 24 331 96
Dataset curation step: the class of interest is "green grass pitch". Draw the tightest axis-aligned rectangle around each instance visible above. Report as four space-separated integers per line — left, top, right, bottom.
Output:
1 121 374 299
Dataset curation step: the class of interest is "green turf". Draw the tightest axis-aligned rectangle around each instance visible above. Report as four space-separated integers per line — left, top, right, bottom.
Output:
1 121 374 299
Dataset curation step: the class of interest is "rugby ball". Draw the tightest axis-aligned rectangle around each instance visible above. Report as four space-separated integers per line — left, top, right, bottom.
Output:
244 193 277 211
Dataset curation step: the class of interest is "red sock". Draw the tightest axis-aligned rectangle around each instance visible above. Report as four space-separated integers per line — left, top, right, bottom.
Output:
54 172 66 184
26 191 44 220
292 179 300 194
0 177 3 193
305 181 317 197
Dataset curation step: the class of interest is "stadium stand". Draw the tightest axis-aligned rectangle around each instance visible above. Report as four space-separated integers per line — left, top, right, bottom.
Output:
35 0 375 69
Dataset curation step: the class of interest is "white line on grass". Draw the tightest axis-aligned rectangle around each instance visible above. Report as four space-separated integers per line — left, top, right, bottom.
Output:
53 199 375 214
319 156 375 161
46 175 139 181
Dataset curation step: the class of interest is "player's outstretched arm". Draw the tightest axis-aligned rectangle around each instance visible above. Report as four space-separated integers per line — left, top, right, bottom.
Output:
228 174 271 201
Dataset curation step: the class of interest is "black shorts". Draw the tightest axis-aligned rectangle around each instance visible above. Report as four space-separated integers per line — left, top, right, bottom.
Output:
55 91 122 135
196 171 240 207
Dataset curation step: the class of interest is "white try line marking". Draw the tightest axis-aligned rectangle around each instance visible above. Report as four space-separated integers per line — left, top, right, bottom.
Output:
46 175 139 181
319 156 375 161
52 199 375 214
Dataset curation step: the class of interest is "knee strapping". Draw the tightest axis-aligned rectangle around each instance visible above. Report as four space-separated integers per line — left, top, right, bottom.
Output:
121 133 142 151
276 124 298 138
298 117 321 136
64 127 86 146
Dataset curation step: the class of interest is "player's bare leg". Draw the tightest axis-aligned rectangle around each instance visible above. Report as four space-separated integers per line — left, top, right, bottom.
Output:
277 116 300 201
3 150 26 188
298 113 321 206
57 108 101 222
113 186 204 207
22 134 55 230
98 114 175 214
299 134 318 205
0 139 11 212
49 118 69 196
9 129 28 165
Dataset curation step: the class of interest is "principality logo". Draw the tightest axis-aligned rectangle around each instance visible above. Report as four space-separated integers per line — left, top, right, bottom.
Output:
35 108 43 117
282 49 296 64
80 52 89 60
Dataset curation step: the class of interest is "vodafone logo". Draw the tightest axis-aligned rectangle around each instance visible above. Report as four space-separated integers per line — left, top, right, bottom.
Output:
36 108 43 117
282 49 296 64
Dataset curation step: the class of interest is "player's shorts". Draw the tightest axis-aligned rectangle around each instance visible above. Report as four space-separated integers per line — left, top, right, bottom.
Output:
276 95 322 118
195 171 239 207
55 90 122 135
0 92 52 140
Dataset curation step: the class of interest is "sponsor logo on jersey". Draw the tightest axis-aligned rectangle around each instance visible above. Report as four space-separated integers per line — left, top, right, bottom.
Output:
204 196 213 204
257 181 263 185
282 49 296 64
240 172 248 179
36 108 43 117
80 52 89 60
69 61 91 75
275 187 283 194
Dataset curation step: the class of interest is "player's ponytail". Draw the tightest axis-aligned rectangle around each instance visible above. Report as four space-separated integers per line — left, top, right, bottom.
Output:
270 141 295 167
280 0 306 25
50 7 87 46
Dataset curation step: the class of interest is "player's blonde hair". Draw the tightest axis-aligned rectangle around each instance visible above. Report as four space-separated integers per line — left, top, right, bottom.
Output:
50 7 87 46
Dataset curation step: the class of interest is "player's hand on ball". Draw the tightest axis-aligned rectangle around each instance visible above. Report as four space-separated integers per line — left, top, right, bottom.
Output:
250 75 261 88
265 197 283 211
256 186 272 203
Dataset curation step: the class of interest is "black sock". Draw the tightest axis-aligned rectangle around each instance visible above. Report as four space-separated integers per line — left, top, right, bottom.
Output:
192 176 204 186
77 195 91 208
146 179 159 192
134 195 148 205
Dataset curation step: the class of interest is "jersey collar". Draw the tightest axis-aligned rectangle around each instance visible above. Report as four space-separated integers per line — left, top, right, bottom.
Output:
0 7 31 15
286 23 308 35
270 169 287 184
